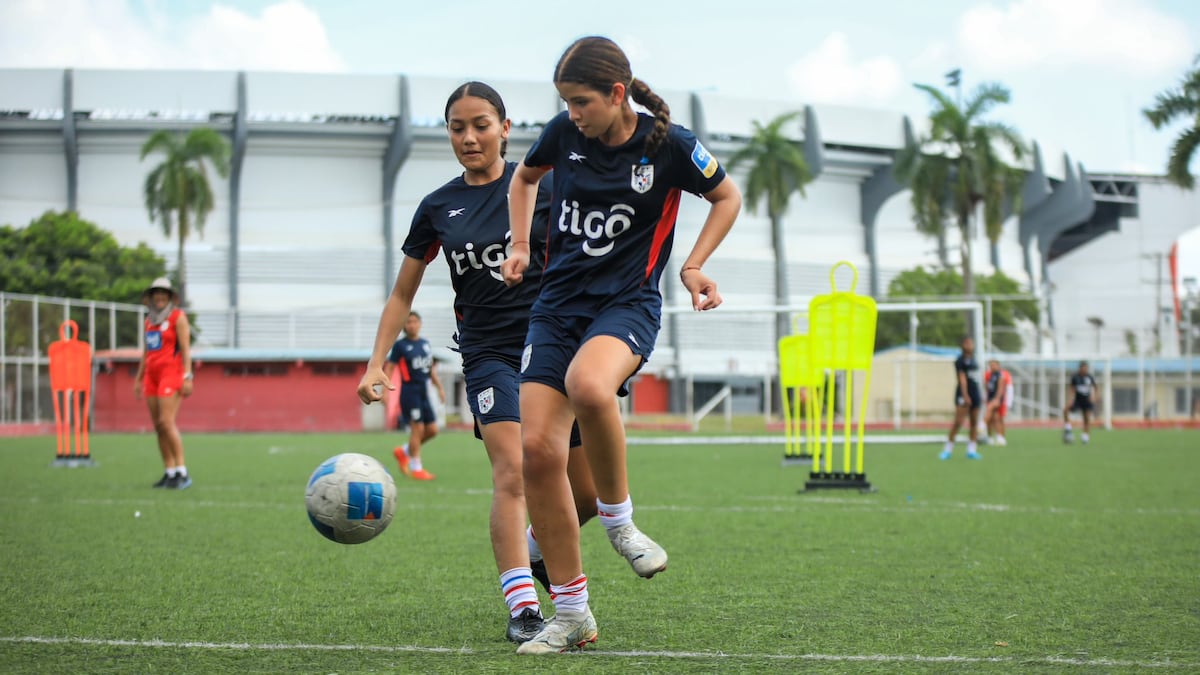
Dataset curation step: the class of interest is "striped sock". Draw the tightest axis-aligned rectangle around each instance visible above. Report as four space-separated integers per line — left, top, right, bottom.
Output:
500 567 540 618
597 496 633 530
550 573 589 615
526 525 542 562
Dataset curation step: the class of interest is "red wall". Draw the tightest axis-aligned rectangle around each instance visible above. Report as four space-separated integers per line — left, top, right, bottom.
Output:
93 359 368 432
631 374 669 414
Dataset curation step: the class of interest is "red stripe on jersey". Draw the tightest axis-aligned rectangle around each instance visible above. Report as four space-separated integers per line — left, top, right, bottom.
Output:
399 359 411 383
423 240 442 264
644 188 682 283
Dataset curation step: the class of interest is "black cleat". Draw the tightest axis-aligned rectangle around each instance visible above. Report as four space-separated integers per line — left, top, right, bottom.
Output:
152 473 170 488
530 558 551 593
173 474 192 490
506 607 545 644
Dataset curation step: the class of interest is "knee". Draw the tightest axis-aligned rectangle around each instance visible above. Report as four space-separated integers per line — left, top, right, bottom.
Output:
492 460 524 500
564 376 612 415
522 428 564 480
424 426 438 441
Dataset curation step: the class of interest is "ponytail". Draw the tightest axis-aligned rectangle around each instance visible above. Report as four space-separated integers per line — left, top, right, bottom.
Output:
629 77 670 162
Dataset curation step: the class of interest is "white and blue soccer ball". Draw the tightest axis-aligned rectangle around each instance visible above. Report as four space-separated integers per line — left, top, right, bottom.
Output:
305 453 396 544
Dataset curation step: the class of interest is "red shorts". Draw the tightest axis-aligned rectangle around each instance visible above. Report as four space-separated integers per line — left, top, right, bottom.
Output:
143 363 184 398
990 401 1007 418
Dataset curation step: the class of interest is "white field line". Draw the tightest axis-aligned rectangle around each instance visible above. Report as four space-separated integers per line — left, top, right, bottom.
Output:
1 636 1195 669
0 494 1197 518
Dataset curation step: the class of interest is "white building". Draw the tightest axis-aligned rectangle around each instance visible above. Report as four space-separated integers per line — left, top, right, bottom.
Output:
1 68 1195 374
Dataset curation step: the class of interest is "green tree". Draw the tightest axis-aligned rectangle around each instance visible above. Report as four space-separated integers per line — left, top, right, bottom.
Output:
725 111 814 346
140 127 231 305
1144 54 1200 189
0 210 168 354
894 81 1026 298
876 266 1038 353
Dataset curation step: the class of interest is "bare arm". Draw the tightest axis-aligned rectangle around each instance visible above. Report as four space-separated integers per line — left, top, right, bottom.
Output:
501 163 551 287
357 256 428 404
177 312 193 397
430 361 445 403
678 176 742 311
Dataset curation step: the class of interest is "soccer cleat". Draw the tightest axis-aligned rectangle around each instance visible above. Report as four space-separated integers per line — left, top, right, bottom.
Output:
1081 433 1090 445
410 468 435 481
606 523 668 578
506 607 545 644
152 473 170 488
938 449 952 461
515 608 597 654
966 450 982 460
393 446 411 477
530 558 551 593
174 474 193 490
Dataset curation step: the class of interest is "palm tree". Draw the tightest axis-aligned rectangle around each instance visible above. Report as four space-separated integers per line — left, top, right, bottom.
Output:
894 82 1025 298
726 111 814 346
1144 54 1200 189
141 127 231 305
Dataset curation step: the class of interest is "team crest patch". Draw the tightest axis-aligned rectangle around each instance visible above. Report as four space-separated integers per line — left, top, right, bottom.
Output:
477 387 495 414
691 140 718 178
631 164 654 194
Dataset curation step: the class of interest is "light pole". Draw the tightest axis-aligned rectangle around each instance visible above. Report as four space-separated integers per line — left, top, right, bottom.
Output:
1087 316 1104 353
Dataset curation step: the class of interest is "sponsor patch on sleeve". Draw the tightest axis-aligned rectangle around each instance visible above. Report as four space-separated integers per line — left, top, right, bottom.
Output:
691 140 718 179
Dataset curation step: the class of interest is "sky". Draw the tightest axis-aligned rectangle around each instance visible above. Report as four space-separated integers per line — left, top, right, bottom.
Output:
2 0 1199 284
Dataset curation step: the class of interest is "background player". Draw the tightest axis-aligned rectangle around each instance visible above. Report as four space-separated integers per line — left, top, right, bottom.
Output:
940 335 983 460
384 311 444 480
358 82 599 644
1063 360 1099 444
985 359 1013 446
134 277 194 489
501 36 742 654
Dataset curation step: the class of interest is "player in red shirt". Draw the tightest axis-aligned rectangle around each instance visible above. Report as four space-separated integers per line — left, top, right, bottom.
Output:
134 277 194 489
985 359 1013 446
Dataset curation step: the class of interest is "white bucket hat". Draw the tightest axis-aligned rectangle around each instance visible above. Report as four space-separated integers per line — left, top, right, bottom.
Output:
141 277 178 304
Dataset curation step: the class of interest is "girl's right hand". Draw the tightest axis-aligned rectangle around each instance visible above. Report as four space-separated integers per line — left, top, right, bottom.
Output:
501 249 530 288
357 366 394 404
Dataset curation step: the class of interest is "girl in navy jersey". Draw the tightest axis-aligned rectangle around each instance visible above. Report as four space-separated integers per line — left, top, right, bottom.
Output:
940 335 983 460
356 82 598 644
501 36 742 654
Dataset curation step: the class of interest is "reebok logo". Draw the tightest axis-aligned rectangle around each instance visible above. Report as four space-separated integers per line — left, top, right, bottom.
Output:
568 151 586 162
447 208 466 218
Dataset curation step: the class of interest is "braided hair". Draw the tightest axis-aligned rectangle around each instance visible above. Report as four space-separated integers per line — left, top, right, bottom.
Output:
554 36 670 162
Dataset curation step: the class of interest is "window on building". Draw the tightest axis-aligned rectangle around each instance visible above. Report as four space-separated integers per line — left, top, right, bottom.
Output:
1112 387 1139 414
1174 387 1200 415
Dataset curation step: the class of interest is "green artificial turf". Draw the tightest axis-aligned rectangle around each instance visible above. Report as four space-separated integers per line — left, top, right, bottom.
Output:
1 428 1197 673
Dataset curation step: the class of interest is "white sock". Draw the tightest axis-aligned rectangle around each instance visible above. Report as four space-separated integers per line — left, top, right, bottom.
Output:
166 467 178 477
526 526 542 563
550 573 589 614
176 465 187 477
1064 423 1072 431
410 457 423 471
597 496 633 530
997 435 1005 444
943 441 953 453
1081 432 1090 441
967 441 977 454
500 567 540 618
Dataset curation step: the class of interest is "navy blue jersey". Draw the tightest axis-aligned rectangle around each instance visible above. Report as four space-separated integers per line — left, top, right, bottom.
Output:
1071 373 1097 398
401 162 552 359
955 353 980 389
524 110 726 315
387 336 435 386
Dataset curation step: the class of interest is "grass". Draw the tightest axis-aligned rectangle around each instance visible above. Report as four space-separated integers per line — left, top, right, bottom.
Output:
1 428 1198 673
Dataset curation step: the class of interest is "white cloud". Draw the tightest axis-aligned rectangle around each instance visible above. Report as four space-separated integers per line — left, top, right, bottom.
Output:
958 0 1192 74
787 32 904 105
0 0 344 72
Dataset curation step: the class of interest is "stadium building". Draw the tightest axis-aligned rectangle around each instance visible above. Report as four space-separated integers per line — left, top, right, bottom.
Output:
2 69 1197 424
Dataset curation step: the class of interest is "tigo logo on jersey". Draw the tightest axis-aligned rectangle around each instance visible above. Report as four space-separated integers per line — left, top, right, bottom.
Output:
558 200 636 257
691 141 718 178
477 387 495 414
631 164 654 194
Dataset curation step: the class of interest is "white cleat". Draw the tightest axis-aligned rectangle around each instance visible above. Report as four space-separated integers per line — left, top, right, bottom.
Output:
607 523 668 578
515 608 598 654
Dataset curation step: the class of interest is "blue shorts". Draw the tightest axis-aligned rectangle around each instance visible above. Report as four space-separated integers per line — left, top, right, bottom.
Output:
521 305 658 397
399 384 437 428
466 354 583 447
955 382 982 410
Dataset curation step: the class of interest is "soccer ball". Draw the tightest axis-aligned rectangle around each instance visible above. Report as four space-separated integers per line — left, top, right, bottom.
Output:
305 453 396 544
